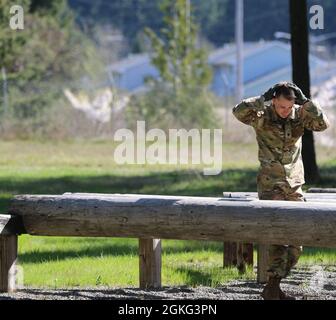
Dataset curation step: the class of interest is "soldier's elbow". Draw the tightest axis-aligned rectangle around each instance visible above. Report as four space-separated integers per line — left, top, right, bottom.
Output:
314 122 329 132
232 103 239 114
321 117 331 131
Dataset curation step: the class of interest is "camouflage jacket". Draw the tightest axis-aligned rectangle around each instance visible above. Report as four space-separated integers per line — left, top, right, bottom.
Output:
232 96 330 190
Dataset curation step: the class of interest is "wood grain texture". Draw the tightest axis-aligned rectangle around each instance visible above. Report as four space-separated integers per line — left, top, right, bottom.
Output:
139 239 161 289
257 244 270 284
8 194 336 247
0 235 18 292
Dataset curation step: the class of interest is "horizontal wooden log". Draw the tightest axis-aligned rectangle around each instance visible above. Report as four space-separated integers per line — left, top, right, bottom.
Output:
7 194 336 248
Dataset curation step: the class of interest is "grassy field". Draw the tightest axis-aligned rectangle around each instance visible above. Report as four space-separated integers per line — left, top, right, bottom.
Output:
1 140 336 288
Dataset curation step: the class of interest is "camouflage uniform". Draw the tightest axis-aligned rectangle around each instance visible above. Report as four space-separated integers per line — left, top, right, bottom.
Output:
232 95 330 279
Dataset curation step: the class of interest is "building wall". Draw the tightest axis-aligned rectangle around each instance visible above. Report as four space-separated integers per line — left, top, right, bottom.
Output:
109 43 330 98
112 61 160 91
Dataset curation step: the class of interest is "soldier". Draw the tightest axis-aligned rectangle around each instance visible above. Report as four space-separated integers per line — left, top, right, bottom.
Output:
232 82 330 300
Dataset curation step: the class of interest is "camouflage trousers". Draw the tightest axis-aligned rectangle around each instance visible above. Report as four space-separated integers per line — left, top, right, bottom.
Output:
258 181 304 279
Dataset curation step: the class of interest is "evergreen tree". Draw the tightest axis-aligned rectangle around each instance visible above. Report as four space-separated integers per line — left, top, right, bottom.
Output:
0 0 30 74
0 0 102 124
145 0 212 92
127 0 219 130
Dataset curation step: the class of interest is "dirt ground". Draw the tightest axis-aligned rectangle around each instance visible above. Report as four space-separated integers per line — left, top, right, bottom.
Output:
1 265 335 300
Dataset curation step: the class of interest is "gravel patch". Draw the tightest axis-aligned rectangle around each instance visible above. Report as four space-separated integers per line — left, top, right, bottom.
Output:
1 265 336 300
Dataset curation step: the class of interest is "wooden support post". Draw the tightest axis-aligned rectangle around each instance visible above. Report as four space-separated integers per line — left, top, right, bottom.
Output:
223 242 237 267
257 244 269 284
0 235 18 293
244 243 254 266
224 242 253 273
139 238 161 289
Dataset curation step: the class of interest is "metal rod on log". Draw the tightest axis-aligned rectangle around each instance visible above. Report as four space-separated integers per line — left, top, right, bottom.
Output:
65 192 336 200
223 192 336 200
307 188 336 193
8 194 336 248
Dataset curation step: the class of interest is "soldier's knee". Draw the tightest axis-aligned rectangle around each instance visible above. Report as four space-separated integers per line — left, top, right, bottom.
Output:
269 245 287 258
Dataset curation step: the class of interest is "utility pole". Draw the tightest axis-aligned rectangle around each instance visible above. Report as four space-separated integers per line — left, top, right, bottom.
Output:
290 0 320 183
173 3 178 94
235 0 244 103
185 0 191 79
186 0 190 38
225 0 254 274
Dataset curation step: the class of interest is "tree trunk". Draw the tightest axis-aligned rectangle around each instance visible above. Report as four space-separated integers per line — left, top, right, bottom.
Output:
289 0 320 183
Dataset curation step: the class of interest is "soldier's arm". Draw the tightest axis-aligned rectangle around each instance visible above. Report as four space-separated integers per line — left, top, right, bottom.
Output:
300 100 330 131
232 96 265 126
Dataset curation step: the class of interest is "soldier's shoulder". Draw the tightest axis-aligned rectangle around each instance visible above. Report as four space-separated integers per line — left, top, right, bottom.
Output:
263 103 274 116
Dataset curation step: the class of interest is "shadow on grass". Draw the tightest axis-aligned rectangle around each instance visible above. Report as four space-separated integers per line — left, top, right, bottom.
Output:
18 238 336 266
173 266 259 289
19 244 138 264
19 244 223 263
0 168 259 211
1 164 335 212
18 241 225 264
174 267 221 287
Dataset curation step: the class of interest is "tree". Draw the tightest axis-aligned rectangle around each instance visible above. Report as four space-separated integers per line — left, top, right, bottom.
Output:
0 0 30 74
145 0 212 92
289 0 320 183
133 0 218 130
0 0 102 126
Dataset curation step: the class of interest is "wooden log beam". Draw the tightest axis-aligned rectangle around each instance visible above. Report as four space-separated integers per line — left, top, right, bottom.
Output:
8 194 336 247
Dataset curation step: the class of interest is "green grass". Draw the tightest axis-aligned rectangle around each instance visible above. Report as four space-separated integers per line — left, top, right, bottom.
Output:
1 140 336 288
18 236 256 288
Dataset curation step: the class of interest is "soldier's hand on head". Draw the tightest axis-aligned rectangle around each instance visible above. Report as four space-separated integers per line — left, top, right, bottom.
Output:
262 87 275 101
287 82 309 105
262 83 285 101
